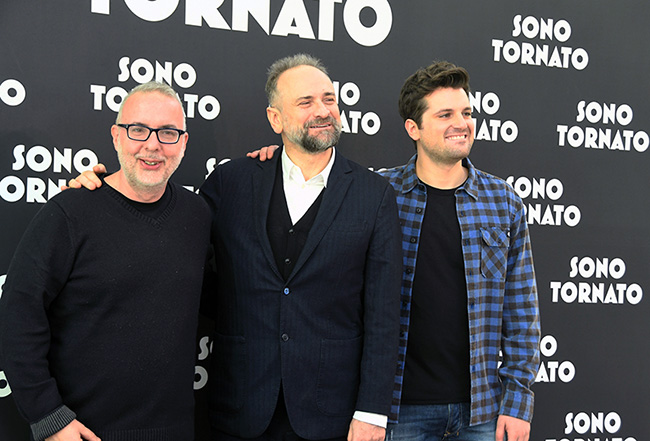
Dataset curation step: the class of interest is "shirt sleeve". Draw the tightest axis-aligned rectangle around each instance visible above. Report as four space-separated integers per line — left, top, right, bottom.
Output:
498 197 541 422
0 200 76 432
353 410 388 428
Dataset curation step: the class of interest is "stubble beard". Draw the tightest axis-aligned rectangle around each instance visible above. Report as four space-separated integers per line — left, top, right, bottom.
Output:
117 148 180 193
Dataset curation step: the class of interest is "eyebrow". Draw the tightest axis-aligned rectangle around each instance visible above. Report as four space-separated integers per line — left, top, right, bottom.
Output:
130 122 181 129
295 91 337 103
434 106 472 115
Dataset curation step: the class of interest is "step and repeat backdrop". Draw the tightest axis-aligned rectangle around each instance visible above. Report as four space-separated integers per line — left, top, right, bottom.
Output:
1 1 648 440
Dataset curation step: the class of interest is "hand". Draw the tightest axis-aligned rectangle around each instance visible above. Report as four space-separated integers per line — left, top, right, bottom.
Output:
347 419 386 441
496 415 530 441
61 164 107 191
246 145 279 161
45 419 101 441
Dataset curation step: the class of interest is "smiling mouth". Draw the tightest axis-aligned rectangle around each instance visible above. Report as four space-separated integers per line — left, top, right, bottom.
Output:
310 123 332 129
446 134 468 140
140 159 162 166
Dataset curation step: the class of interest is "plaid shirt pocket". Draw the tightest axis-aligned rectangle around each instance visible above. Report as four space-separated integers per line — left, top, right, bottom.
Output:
480 227 509 279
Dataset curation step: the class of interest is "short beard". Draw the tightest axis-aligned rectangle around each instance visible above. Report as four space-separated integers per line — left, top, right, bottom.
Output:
286 117 342 154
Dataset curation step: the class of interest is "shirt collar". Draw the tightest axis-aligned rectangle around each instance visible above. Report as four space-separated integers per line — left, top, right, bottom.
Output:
400 153 479 200
281 147 336 188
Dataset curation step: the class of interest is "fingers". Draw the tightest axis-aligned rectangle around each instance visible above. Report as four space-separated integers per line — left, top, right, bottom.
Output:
65 178 82 190
496 415 530 441
78 422 101 441
266 145 279 159
45 419 101 441
348 419 386 441
246 145 279 162
93 163 107 174
496 419 505 441
78 171 103 190
65 163 106 190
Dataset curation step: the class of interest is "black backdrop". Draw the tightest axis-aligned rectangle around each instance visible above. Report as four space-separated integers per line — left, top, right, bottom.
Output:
1 1 648 440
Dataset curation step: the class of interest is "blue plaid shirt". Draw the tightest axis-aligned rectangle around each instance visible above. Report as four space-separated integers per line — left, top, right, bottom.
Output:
378 154 540 426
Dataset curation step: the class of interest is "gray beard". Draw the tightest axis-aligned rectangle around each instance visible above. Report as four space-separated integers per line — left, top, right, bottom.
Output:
286 118 342 153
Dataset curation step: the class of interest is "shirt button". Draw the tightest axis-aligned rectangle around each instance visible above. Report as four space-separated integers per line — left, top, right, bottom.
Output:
405 268 413 274
416 207 423 213
283 288 290 295
284 258 291 265
281 333 289 342
410 237 417 243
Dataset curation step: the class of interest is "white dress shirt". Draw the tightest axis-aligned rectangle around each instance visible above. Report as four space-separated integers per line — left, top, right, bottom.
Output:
281 147 335 225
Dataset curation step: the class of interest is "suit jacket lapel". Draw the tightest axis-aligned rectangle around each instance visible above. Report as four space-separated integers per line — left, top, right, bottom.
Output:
287 152 353 282
252 151 284 280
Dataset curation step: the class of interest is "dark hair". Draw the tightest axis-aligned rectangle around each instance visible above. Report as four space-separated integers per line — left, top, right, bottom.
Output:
265 54 329 107
398 61 470 128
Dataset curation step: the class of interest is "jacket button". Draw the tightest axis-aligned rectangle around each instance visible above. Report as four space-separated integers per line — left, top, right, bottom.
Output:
281 333 289 342
283 288 290 295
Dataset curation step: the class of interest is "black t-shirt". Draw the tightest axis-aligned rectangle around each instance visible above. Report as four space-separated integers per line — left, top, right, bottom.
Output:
401 184 471 404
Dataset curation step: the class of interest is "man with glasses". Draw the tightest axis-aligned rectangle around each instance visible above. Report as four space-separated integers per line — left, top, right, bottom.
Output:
0 81 212 441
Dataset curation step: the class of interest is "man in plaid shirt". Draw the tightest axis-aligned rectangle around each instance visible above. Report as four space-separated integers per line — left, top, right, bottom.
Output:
379 61 540 441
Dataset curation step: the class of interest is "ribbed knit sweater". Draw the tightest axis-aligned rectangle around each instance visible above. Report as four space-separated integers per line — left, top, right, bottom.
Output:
0 180 211 441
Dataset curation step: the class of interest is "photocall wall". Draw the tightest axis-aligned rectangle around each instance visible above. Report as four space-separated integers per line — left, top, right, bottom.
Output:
1 1 648 440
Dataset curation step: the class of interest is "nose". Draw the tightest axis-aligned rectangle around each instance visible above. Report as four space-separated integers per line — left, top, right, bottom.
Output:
313 99 330 118
451 112 470 130
143 130 163 150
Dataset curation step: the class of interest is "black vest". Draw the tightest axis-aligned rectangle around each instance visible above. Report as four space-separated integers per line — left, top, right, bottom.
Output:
267 160 325 281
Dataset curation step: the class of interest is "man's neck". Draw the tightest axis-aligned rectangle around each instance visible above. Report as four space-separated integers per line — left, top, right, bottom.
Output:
415 154 468 190
283 143 333 181
104 171 166 203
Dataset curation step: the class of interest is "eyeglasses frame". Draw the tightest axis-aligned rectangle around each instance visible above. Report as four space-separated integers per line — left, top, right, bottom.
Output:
116 123 186 144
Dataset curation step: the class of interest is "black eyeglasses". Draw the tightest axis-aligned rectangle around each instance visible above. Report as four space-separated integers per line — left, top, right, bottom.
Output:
117 124 186 144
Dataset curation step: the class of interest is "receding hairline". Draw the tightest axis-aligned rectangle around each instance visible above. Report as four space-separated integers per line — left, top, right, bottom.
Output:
115 81 187 130
265 53 330 107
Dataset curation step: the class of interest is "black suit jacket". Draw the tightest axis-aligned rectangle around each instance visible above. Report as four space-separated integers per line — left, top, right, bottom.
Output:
200 148 401 439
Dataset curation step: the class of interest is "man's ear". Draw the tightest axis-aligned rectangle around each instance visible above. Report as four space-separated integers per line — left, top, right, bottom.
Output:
266 106 283 134
179 132 188 158
110 125 121 150
404 119 421 142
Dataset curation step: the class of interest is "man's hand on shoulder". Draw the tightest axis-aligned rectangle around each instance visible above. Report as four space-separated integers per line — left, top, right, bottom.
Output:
61 164 107 191
347 419 385 441
246 145 279 162
497 415 530 441
45 418 100 441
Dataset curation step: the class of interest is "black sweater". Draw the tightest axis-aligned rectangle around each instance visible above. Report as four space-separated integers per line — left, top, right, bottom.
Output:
0 181 211 441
